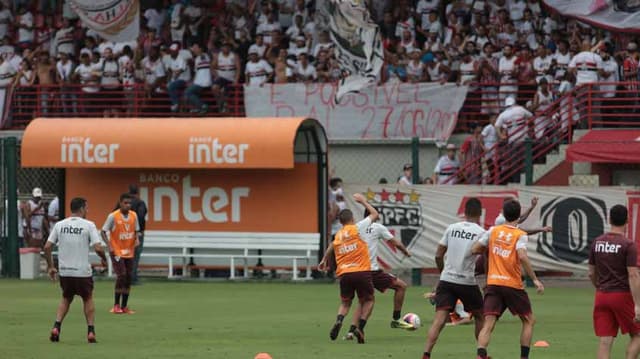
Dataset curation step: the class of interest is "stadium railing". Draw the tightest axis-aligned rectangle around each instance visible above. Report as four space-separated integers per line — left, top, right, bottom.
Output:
445 81 640 185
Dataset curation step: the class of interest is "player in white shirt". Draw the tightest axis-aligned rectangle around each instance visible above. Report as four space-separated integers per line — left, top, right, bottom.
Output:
245 49 273 86
424 198 486 359
569 39 604 86
433 144 461 184
343 208 413 340
185 42 211 114
44 197 108 344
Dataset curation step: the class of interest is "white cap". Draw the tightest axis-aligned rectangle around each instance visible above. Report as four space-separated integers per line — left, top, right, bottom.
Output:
446 143 457 150
169 43 179 51
248 45 260 55
32 187 42 197
505 96 516 107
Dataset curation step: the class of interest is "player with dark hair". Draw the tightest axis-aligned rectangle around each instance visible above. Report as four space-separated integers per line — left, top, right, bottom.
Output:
101 193 140 314
471 199 544 359
423 197 486 359
318 193 379 344
44 198 108 343
343 208 413 340
589 204 640 359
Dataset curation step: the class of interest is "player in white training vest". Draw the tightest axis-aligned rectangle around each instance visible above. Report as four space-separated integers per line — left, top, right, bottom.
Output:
345 209 413 339
423 197 486 359
44 197 108 344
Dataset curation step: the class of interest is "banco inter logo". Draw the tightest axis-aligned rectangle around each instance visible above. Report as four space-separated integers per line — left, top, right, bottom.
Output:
60 137 120 164
188 137 250 165
365 188 422 251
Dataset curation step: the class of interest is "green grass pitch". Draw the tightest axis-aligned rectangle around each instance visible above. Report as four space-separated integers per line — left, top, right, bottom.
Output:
0 279 630 358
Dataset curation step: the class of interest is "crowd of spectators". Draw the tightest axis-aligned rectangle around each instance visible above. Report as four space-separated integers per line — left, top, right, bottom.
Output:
0 0 636 116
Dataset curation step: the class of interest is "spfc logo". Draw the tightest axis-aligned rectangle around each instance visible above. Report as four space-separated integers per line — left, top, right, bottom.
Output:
365 188 423 251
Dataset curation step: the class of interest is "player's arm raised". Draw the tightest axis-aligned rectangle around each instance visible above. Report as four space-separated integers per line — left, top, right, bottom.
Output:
353 193 378 222
518 197 538 224
517 239 544 294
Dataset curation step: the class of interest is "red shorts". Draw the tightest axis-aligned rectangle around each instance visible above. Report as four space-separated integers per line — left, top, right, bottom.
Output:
594 291 640 337
483 285 532 318
371 270 396 293
339 271 374 302
59 276 94 300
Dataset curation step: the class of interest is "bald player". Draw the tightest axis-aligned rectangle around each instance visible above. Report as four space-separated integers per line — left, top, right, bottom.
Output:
319 193 379 344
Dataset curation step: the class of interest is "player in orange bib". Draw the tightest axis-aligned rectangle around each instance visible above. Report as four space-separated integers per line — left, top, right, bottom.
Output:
101 193 140 315
319 193 379 344
471 199 544 359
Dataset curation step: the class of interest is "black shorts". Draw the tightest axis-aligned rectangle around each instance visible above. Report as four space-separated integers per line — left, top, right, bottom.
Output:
372 270 396 293
111 255 134 277
60 276 94 300
213 77 232 89
434 280 484 313
483 285 532 318
339 271 374 302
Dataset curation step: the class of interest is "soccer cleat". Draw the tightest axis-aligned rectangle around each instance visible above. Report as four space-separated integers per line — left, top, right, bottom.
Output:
87 332 96 344
343 332 354 341
109 304 123 314
121 307 136 315
390 319 414 330
49 327 60 342
353 328 365 344
329 321 342 341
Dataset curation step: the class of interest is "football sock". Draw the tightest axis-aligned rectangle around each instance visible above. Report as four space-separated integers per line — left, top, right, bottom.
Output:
53 321 61 330
336 314 344 323
122 294 129 308
423 352 431 359
348 325 356 333
358 319 367 331
115 293 121 306
477 348 488 359
393 310 401 320
521 346 530 358
88 325 95 334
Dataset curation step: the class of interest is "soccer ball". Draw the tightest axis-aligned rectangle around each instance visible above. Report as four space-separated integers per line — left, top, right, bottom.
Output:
402 313 421 330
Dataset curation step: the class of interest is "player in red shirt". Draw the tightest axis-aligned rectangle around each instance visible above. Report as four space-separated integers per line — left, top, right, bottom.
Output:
589 204 640 359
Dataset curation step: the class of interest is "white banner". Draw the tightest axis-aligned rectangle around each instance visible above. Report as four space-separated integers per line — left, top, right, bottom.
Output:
341 185 640 274
244 83 468 141
327 0 384 102
69 0 140 42
543 0 640 33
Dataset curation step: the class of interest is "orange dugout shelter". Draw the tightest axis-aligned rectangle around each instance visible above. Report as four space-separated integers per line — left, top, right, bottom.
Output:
21 117 328 278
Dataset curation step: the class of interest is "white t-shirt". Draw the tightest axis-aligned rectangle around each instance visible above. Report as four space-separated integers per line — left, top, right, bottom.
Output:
434 156 460 184
0 60 15 87
439 221 486 285
142 57 166 87
56 60 73 83
193 53 212 87
416 0 439 30
248 44 267 58
256 21 280 45
47 217 104 278
569 51 603 85
481 123 497 151
245 60 273 86
184 5 203 36
168 55 191 82
18 11 33 43
0 8 13 39
363 222 394 271
533 55 552 83
144 8 165 34
496 105 533 143
48 197 59 228
74 63 99 93
600 57 619 98
295 63 317 81
494 213 506 225
498 56 517 84
553 51 571 79
54 27 75 57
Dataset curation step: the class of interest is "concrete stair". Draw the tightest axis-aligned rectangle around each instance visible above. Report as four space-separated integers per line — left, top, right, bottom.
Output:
521 130 590 184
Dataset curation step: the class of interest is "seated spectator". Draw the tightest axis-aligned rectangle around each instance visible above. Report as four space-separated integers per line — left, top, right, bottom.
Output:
140 46 166 97
212 42 241 112
185 42 211 114
167 43 190 113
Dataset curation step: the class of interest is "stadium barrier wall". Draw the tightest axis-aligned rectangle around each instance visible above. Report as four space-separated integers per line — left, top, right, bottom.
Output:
342 184 640 275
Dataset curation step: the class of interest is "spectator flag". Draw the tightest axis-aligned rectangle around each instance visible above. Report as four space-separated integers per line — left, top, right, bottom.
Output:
69 0 140 42
327 0 384 103
543 0 640 33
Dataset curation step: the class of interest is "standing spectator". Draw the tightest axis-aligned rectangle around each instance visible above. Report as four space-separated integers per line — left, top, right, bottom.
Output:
0 3 12 41
425 52 450 83
128 185 147 286
275 49 293 83
25 187 46 248
294 52 316 83
530 78 554 140
383 53 407 84
56 52 75 113
433 144 461 185
0 53 16 87
249 34 267 59
460 123 484 184
569 39 604 86
185 42 211 114
458 50 477 85
515 45 536 105
99 47 122 117
244 48 273 86
498 44 518 106
35 51 55 114
257 12 280 46
143 3 166 36
599 43 619 121
212 42 240 112
533 45 553 84
398 163 413 186
479 43 500 115
588 204 640 359
552 40 571 82
184 0 205 44
622 42 638 112
48 195 59 230
495 96 533 183
16 6 34 49
170 0 187 45
312 31 333 58
481 116 499 184
73 52 100 114
167 43 190 113
407 48 426 83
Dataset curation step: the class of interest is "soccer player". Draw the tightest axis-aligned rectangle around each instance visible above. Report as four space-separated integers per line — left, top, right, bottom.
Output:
344 209 413 340
471 199 544 359
44 197 108 343
318 193 379 344
101 193 140 314
589 204 640 359
423 197 486 359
